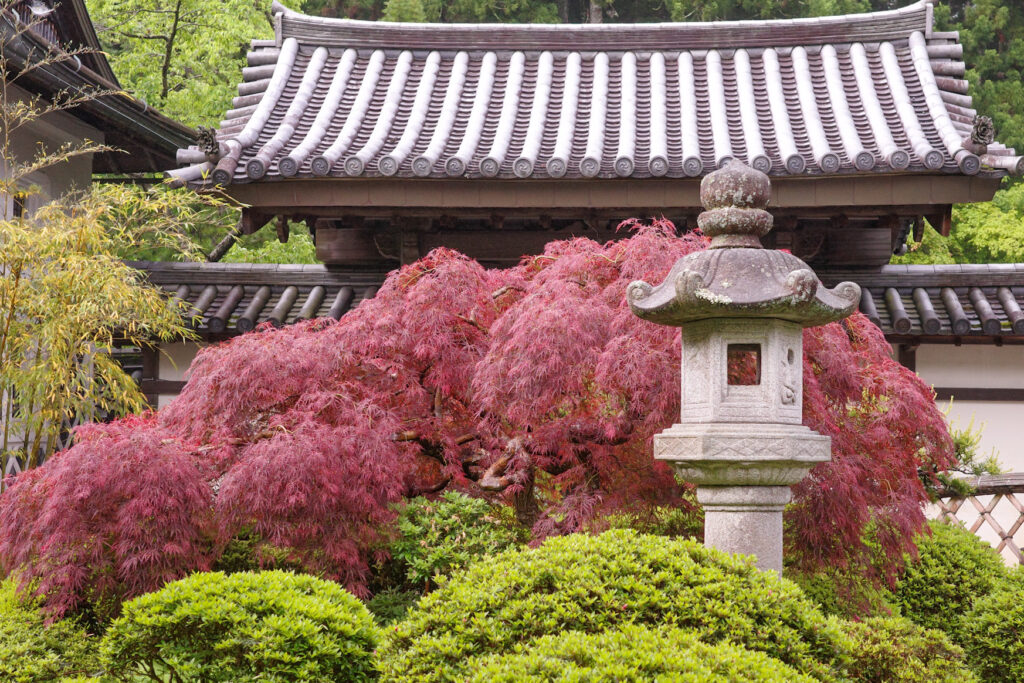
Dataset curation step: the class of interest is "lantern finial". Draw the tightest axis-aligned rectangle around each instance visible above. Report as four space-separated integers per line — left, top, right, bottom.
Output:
698 160 773 249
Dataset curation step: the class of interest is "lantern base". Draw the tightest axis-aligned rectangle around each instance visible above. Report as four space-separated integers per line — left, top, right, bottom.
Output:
654 422 831 486
697 486 792 574
654 421 831 575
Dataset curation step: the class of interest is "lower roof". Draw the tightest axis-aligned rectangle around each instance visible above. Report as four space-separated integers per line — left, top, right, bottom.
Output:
135 261 1024 343
822 264 1024 341
131 261 384 337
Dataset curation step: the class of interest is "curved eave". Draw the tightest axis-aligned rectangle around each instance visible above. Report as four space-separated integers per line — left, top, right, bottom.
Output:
2 12 195 172
173 0 1021 187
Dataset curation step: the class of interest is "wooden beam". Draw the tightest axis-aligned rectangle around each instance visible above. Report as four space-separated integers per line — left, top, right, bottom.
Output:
221 176 1003 213
933 387 1024 402
139 379 187 395
897 344 917 372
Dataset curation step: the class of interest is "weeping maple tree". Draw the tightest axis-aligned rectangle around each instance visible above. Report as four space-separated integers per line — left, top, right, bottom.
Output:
0 221 953 618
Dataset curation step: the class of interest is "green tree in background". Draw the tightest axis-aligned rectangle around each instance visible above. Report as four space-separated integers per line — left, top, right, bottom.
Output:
948 181 1024 263
935 0 1024 153
221 223 319 264
86 0 275 128
0 183 214 467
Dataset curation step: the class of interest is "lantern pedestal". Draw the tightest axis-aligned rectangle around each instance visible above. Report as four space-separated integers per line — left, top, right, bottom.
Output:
655 421 831 573
697 486 792 574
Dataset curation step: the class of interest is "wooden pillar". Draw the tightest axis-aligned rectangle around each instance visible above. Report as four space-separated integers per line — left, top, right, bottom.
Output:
897 343 917 372
141 346 159 408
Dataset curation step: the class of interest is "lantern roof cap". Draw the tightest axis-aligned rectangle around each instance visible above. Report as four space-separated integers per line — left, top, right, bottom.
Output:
628 161 861 327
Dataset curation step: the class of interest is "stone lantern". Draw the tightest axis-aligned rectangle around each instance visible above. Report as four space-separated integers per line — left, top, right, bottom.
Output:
627 161 861 574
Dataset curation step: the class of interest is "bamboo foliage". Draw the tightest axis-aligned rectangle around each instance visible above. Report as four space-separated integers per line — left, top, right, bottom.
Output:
0 2 224 469
0 189 206 467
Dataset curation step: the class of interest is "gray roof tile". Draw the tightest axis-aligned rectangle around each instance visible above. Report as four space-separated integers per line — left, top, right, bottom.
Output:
128 261 386 336
172 0 1022 187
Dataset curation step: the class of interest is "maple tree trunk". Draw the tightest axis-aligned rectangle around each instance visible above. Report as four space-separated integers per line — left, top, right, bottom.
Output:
587 0 603 24
512 473 540 528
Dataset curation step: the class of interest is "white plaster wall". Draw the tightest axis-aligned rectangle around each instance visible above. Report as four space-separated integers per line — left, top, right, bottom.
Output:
916 345 1024 390
158 342 204 382
915 346 1024 473
2 84 102 205
155 342 205 410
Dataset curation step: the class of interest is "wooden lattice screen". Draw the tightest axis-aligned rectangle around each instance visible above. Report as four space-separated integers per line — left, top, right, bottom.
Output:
934 473 1024 565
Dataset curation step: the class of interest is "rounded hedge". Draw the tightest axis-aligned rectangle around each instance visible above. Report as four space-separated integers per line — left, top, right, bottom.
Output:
894 520 1007 637
962 568 1024 683
840 616 977 683
389 491 526 590
378 529 849 682
788 568 900 620
100 570 379 682
0 579 100 682
466 624 816 682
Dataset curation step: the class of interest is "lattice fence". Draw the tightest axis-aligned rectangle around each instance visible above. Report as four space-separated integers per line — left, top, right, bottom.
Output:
933 473 1024 565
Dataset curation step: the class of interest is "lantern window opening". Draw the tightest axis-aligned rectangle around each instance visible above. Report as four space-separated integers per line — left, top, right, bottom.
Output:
727 343 761 386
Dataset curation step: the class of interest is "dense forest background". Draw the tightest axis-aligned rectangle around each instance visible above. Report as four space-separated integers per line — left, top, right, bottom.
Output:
85 0 1023 263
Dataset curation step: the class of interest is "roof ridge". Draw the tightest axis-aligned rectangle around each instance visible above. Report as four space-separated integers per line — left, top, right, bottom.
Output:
269 0 932 51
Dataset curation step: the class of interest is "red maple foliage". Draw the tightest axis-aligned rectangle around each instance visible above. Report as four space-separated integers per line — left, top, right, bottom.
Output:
0 221 953 617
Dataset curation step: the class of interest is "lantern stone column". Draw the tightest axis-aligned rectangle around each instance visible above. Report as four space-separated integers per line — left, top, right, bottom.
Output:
628 161 861 574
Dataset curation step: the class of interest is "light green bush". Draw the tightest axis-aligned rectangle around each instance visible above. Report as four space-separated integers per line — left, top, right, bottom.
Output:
894 520 1007 636
366 587 420 625
840 616 977 683
100 570 379 682
962 568 1024 683
467 624 816 682
600 502 702 539
378 529 849 682
788 568 901 620
388 491 526 590
0 579 101 682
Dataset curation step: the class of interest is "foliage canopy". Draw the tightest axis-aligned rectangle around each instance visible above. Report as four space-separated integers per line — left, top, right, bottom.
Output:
0 225 954 618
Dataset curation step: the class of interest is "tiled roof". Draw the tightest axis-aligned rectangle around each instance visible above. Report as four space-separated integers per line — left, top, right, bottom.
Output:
170 0 1022 187
823 264 1024 337
131 261 385 335
136 261 1024 341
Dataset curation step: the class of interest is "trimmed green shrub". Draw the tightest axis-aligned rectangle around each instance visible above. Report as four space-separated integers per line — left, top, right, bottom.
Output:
788 568 900 619
467 624 816 682
100 570 379 682
366 588 420 625
379 529 849 682
601 502 703 539
962 567 1024 683
388 491 526 590
840 616 977 683
894 520 1007 636
0 579 101 682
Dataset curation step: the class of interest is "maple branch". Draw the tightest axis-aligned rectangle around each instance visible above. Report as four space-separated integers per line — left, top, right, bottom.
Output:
392 431 476 446
477 454 511 491
457 314 488 333
491 285 525 300
406 476 452 498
